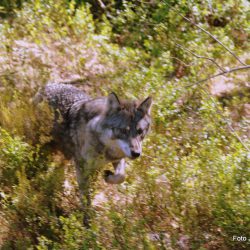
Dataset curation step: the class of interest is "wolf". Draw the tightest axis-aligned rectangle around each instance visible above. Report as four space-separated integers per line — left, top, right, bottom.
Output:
35 82 152 225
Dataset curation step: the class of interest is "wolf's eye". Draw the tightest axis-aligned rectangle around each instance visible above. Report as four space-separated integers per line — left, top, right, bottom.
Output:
112 127 129 138
137 128 143 135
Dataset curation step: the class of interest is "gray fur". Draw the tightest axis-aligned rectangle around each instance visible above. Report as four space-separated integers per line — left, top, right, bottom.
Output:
36 82 153 226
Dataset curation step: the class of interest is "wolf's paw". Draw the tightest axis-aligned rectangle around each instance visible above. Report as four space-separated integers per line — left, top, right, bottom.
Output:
104 170 125 184
104 170 114 181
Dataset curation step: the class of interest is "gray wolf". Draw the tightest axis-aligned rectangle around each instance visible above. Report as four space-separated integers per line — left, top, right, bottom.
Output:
35 82 152 225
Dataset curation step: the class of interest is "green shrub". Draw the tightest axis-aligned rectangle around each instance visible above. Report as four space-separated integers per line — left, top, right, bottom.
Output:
0 0 249 249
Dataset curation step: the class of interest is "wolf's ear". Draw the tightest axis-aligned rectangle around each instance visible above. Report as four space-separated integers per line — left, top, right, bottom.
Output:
138 96 152 115
107 92 120 111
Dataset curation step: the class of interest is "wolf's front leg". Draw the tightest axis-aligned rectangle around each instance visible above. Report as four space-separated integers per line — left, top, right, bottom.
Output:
104 159 126 184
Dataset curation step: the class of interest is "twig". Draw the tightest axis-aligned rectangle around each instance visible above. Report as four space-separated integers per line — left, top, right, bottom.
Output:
163 1 247 66
176 43 226 72
169 56 196 67
186 65 250 87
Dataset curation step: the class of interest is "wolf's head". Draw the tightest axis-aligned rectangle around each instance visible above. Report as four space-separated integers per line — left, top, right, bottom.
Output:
100 93 152 160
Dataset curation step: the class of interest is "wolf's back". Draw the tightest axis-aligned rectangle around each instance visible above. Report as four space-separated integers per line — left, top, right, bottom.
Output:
41 83 90 118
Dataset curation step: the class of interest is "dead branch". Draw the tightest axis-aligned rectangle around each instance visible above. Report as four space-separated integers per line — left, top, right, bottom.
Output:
186 65 250 87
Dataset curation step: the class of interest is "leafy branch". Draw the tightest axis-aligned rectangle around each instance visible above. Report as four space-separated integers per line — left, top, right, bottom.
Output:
176 43 226 73
160 1 250 151
163 0 247 66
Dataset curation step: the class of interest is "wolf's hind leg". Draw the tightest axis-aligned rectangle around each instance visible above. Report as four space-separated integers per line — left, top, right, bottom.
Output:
75 159 93 227
104 159 126 184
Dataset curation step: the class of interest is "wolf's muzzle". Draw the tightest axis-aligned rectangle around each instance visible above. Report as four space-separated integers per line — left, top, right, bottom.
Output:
131 151 141 159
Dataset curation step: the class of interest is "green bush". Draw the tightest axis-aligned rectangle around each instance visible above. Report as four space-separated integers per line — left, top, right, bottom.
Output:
0 0 249 249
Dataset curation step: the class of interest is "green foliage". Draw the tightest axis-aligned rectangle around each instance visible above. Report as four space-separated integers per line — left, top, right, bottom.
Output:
0 0 249 249
0 0 25 16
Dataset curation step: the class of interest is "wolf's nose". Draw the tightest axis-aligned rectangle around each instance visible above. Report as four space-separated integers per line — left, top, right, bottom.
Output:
131 151 140 158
